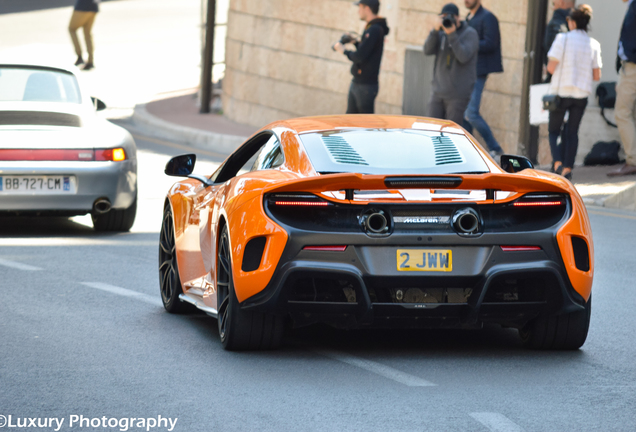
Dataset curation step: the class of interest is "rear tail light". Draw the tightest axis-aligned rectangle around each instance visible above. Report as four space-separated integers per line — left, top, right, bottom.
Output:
303 246 347 252
500 246 542 252
513 194 565 207
270 194 330 207
0 148 127 162
96 148 127 162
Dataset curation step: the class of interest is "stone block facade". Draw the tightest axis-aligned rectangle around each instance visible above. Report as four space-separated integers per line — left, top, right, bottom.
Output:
223 0 528 154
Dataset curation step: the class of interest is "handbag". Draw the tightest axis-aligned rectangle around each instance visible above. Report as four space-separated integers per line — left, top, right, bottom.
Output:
542 33 569 111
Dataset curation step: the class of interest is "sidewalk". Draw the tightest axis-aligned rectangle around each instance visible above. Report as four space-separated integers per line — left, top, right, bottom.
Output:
132 90 636 211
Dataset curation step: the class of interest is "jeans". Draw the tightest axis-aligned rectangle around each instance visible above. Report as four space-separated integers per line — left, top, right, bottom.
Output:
548 97 588 169
346 82 378 114
464 75 502 153
427 93 471 126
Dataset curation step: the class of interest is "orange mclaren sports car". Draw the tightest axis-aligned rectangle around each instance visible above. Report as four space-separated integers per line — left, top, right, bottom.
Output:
159 115 593 351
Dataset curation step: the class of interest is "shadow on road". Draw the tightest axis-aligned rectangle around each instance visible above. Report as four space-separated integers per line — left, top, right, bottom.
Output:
0 0 119 16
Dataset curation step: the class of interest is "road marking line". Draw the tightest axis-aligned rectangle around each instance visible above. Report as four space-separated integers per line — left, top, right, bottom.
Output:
0 258 42 271
81 282 163 307
588 210 636 221
314 349 436 387
470 412 524 432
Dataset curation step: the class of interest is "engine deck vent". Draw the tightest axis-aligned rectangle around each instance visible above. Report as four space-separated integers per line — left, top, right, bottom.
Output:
322 136 368 166
432 136 463 165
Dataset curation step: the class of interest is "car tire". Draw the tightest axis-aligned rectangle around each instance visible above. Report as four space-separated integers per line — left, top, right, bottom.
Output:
92 195 137 232
216 226 284 351
519 294 592 350
159 205 190 314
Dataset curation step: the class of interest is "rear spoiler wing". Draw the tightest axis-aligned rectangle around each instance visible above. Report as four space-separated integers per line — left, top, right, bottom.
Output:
263 171 575 199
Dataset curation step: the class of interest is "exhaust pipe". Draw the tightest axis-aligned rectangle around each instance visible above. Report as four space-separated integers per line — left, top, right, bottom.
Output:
365 211 388 234
93 198 112 214
452 208 480 235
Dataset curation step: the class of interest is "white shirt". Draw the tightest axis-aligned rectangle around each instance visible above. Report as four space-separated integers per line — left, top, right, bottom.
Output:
548 30 602 99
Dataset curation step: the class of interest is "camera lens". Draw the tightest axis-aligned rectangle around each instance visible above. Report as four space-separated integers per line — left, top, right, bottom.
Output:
442 16 454 28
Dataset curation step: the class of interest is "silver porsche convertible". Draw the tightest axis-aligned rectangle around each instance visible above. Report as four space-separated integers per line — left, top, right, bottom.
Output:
0 62 137 231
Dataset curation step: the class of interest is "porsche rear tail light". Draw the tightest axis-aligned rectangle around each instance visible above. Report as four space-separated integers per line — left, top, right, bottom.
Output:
0 149 94 161
95 148 127 162
0 148 127 162
500 246 542 252
303 245 348 252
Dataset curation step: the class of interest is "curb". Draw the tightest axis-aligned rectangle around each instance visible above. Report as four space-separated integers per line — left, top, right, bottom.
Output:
602 183 636 211
132 103 246 154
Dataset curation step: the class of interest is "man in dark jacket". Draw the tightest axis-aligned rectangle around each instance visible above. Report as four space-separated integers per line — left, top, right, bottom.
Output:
543 0 575 80
333 0 390 114
424 3 479 125
68 0 100 70
608 0 636 177
463 0 504 155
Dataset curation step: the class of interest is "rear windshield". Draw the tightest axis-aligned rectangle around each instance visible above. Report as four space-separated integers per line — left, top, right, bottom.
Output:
298 129 490 175
0 67 81 104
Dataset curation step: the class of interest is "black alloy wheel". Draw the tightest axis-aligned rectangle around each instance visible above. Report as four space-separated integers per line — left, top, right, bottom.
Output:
216 226 284 351
159 206 187 313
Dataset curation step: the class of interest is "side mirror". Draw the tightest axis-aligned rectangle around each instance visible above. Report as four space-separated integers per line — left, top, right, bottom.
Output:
500 154 534 173
91 97 107 111
165 154 213 187
165 154 196 176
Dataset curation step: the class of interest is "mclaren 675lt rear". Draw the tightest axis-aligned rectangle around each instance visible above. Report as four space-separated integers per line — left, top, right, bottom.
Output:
158 115 593 351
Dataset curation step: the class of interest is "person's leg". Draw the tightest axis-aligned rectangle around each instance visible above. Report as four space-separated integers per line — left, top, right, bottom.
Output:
615 63 636 166
346 82 359 114
427 93 446 120
82 12 97 66
548 103 568 170
464 75 503 153
356 83 378 114
68 11 88 62
445 98 471 126
561 98 588 170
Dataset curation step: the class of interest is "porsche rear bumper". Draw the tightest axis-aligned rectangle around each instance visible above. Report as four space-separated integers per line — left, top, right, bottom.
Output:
0 160 137 215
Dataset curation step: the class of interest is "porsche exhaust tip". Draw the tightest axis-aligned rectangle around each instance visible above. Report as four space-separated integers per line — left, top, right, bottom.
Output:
453 208 480 235
93 198 112 214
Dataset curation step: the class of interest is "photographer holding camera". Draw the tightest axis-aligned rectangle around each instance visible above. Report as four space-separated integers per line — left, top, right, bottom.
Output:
424 3 479 125
333 0 390 114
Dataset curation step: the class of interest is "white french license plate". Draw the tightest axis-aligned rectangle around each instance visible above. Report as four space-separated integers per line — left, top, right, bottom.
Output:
0 176 77 194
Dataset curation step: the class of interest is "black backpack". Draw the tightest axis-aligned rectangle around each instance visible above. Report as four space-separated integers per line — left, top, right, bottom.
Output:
583 140 623 166
595 82 617 128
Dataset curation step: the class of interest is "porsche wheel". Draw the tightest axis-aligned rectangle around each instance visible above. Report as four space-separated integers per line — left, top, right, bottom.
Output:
217 226 284 351
92 195 137 232
520 295 591 350
159 205 188 313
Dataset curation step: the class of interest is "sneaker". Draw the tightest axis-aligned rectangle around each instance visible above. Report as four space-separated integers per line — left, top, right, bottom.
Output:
74 56 84 66
82 62 94 71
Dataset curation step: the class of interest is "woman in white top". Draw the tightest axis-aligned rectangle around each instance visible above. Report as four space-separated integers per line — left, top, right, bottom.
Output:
547 5 602 180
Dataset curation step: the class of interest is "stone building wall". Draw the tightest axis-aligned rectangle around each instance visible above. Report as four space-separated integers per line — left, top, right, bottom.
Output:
223 0 529 154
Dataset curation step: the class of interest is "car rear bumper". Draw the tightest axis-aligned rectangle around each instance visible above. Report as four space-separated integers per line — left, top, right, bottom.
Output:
240 230 586 330
0 160 137 214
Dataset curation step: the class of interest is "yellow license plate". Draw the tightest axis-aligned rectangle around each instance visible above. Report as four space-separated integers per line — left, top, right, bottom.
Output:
396 249 452 272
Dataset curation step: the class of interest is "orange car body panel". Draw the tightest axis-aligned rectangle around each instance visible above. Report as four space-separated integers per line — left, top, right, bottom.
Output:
165 115 594 309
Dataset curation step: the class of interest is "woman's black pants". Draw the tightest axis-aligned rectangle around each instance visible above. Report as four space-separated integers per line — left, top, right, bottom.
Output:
548 97 588 169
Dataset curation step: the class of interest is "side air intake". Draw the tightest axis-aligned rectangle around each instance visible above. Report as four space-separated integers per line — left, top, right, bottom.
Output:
571 237 590 272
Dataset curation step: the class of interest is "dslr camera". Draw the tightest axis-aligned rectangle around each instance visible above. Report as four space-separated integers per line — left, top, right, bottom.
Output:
442 14 456 29
332 33 357 51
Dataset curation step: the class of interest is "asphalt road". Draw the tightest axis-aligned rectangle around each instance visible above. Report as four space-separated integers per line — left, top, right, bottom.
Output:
1 126 636 432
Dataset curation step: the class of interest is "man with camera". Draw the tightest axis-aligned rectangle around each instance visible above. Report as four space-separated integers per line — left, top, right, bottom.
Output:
333 0 390 114
424 3 479 125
